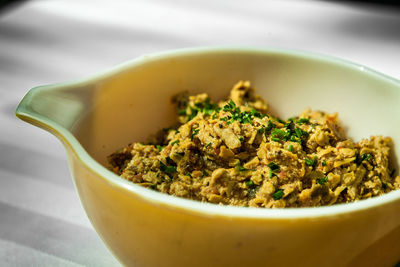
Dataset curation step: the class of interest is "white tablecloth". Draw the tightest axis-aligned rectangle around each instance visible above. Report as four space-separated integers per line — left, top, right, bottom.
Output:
1 0 399 266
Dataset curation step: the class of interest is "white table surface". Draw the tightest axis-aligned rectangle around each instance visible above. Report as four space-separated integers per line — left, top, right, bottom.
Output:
0 0 399 266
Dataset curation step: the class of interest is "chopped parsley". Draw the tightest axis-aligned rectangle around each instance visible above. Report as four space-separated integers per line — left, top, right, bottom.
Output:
316 176 328 185
288 144 293 152
156 145 165 151
272 189 284 200
239 136 244 142
322 160 326 166
271 137 281 142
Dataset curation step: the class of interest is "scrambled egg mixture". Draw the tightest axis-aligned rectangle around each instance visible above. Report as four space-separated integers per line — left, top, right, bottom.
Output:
109 81 400 208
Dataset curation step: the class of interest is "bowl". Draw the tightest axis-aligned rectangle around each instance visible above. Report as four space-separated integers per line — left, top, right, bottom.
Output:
16 47 400 267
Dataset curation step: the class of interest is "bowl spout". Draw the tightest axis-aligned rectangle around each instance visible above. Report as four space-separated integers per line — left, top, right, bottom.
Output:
15 83 95 138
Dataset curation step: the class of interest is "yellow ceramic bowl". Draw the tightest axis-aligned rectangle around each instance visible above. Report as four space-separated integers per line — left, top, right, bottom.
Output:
16 47 400 267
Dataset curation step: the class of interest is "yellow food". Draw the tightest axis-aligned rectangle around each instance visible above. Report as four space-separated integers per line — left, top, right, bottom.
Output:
108 81 400 208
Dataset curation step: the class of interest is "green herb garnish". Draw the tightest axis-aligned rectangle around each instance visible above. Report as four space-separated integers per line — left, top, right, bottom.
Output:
316 176 328 185
187 107 198 121
266 120 276 131
271 137 281 142
268 161 280 171
171 140 180 146
246 180 255 188
178 109 187 116
322 160 326 166
288 144 293 152
191 128 200 140
305 156 317 167
268 169 274 178
356 153 373 165
297 118 310 124
272 189 284 200
160 161 177 174
156 145 165 151
236 162 248 172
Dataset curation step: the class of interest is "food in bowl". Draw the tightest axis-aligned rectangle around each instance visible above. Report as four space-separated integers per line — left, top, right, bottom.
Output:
108 80 400 208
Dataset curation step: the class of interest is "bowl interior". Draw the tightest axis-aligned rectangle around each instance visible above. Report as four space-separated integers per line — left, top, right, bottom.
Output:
71 49 400 171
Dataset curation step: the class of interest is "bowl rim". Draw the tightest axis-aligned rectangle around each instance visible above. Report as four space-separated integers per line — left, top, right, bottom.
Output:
16 46 400 219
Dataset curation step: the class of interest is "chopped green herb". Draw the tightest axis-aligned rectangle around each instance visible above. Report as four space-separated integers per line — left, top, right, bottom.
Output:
266 120 276 131
271 137 281 142
322 160 326 166
202 170 209 177
246 180 255 188
267 162 280 171
212 108 221 119
223 99 236 111
206 142 212 148
356 153 373 165
295 128 302 138
191 128 200 140
187 107 198 121
239 136 244 142
186 172 193 178
156 145 165 151
236 162 248 172
160 161 177 174
271 128 286 138
316 176 328 185
171 140 180 146
272 189 284 200
288 144 293 152
290 135 301 143
178 109 187 116
305 156 317 167
297 118 310 124
258 127 265 134
268 169 274 178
